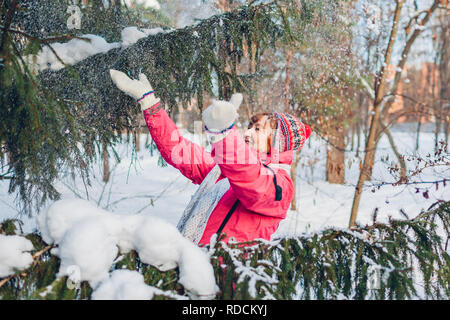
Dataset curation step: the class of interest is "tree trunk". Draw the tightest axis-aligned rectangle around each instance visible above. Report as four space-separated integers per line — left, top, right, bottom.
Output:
383 124 407 181
290 150 301 211
326 127 346 184
144 132 150 148
358 0 441 183
437 8 449 149
415 120 421 152
446 123 449 146
349 0 405 228
134 131 140 152
284 48 301 208
284 48 293 112
102 142 110 183
356 118 361 158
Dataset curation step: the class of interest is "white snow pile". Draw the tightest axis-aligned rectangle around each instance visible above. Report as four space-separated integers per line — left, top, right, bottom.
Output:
91 269 154 300
25 27 167 72
25 34 121 72
37 198 218 299
0 234 34 278
120 26 166 47
123 0 161 10
91 269 187 300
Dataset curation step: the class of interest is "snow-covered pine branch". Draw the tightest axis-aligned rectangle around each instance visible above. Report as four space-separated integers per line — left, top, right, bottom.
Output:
1 200 448 300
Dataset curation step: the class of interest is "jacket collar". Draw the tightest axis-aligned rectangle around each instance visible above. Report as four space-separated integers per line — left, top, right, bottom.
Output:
258 148 293 166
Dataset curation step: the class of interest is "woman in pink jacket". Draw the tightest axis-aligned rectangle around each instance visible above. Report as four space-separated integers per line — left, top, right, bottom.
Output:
110 70 311 247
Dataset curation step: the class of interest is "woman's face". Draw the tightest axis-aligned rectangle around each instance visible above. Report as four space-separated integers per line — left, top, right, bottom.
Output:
243 114 277 154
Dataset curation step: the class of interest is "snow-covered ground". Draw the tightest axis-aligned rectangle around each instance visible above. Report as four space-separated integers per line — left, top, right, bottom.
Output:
277 125 449 237
1 122 448 299
1 124 448 236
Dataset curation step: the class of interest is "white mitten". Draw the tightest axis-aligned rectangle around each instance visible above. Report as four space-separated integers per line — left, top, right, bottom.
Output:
109 69 161 112
202 93 243 143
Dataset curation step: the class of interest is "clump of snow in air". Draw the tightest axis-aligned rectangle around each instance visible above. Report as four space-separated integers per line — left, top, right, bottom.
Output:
0 234 34 277
37 198 217 299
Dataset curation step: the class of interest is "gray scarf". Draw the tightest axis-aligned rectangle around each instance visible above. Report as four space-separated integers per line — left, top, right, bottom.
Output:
177 163 291 245
177 165 229 245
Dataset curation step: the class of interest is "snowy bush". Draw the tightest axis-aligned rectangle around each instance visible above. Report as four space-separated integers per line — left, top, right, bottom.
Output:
37 199 218 298
0 201 448 300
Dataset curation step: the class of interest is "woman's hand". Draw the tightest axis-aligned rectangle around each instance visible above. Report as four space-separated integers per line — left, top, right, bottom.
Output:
202 93 243 140
109 69 160 111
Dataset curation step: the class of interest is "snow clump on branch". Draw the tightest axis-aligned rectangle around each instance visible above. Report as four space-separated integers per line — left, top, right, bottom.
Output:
0 234 34 278
24 27 167 72
37 198 218 299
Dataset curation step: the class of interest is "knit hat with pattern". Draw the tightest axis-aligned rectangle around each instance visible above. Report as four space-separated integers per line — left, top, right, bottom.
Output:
274 113 311 152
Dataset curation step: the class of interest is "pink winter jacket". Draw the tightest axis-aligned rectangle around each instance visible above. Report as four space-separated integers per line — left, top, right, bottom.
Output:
143 108 294 246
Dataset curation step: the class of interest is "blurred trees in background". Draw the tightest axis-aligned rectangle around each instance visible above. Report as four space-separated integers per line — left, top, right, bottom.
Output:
349 0 447 227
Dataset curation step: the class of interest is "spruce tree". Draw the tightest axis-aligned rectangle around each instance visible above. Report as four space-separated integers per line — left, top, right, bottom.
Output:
1 0 338 216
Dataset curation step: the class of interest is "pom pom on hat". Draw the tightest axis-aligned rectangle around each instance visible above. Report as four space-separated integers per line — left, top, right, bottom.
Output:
202 93 243 134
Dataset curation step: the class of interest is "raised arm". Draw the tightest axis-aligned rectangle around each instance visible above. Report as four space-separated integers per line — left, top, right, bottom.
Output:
143 107 215 185
109 69 215 185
